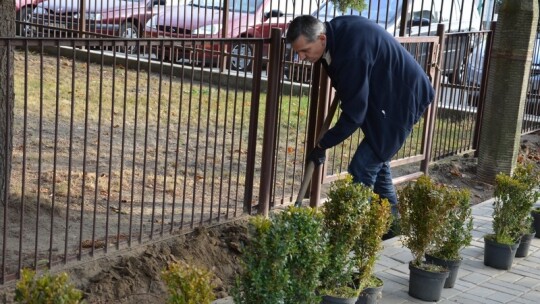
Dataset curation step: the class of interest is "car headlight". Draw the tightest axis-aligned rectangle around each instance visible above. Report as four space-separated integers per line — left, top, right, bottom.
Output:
192 24 220 35
145 15 158 30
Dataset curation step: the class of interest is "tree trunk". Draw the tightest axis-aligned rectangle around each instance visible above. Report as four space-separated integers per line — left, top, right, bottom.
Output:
478 0 539 183
0 0 15 206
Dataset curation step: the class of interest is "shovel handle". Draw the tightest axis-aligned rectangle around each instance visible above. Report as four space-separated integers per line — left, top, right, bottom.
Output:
295 161 315 207
294 95 340 207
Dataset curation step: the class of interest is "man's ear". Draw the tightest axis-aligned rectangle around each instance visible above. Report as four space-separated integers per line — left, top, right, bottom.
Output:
319 34 327 43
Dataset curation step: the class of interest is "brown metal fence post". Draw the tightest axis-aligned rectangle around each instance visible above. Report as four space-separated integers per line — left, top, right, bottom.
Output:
244 41 264 215
473 22 496 156
309 67 329 208
421 24 445 173
306 64 322 158
399 0 410 37
220 0 230 72
79 0 86 38
258 28 282 217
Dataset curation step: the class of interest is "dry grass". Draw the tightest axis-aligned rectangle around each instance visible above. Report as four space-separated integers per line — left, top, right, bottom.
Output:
5 48 287 272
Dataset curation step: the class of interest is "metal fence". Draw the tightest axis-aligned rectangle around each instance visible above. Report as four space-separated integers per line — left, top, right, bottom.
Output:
3 0 540 286
0 29 445 283
1 36 267 283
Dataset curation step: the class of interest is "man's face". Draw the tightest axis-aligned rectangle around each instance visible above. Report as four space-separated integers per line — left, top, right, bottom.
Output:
291 34 326 63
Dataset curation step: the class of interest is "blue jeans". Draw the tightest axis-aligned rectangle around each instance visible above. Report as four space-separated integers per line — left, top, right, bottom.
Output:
348 140 398 215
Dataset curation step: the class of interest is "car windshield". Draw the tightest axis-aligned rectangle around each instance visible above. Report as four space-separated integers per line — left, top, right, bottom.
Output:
191 0 265 13
315 0 400 24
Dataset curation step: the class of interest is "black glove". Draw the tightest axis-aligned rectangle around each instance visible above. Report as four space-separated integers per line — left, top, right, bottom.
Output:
307 146 326 166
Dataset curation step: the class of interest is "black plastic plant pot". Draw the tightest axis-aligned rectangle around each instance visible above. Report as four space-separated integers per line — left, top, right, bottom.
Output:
408 262 449 302
532 211 540 239
516 231 536 258
320 294 358 304
356 284 383 304
483 237 519 270
425 253 462 288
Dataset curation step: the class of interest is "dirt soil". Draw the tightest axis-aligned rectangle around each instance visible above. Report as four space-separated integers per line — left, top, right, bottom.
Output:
2 132 540 304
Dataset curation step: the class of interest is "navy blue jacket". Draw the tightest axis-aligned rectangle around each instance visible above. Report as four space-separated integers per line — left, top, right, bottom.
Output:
319 15 435 161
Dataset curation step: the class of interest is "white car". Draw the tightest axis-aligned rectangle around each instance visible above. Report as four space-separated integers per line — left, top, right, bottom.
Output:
465 37 540 93
285 0 482 82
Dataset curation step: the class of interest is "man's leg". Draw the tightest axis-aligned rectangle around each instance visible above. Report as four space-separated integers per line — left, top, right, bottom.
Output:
348 141 398 212
374 162 401 239
373 162 398 216
348 141 384 190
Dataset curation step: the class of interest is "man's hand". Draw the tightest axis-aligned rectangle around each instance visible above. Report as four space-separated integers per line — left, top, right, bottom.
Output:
307 145 326 166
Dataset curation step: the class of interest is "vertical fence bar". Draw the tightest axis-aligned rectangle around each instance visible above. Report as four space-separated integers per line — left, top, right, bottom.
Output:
18 39 29 276
35 41 44 268
79 39 91 259
64 40 76 263
258 28 282 217
474 22 496 155
1 39 14 283
79 0 86 38
48 42 61 266
399 0 410 37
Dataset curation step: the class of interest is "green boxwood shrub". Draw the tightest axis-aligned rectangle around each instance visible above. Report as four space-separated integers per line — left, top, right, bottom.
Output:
14 268 84 304
353 194 391 290
319 175 371 297
161 261 215 304
397 175 458 267
233 206 327 304
429 187 473 261
490 164 540 244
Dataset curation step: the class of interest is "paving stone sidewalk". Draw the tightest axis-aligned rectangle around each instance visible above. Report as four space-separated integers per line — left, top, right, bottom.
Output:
213 199 540 303
376 199 540 304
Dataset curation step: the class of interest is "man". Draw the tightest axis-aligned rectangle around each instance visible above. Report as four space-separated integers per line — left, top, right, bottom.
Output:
286 15 435 217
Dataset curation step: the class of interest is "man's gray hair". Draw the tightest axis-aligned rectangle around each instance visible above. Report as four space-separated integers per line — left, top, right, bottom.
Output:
286 15 326 44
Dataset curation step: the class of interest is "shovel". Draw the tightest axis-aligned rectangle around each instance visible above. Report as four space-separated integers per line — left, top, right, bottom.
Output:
294 95 340 207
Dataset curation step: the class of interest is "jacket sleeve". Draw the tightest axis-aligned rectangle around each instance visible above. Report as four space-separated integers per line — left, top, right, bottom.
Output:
318 55 371 149
318 112 362 149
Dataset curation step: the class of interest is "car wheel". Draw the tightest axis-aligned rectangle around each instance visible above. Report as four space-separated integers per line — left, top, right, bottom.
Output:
118 21 140 55
230 42 253 71
16 6 33 37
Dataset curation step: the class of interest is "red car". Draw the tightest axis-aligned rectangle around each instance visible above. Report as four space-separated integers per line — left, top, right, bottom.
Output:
28 0 166 44
144 0 318 70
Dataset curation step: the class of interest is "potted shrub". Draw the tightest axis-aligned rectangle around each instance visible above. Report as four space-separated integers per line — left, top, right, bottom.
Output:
532 206 540 239
397 175 458 302
515 214 536 257
513 163 539 257
426 187 473 288
484 164 539 269
318 175 371 303
233 206 327 304
278 206 328 303
352 194 392 304
514 162 540 257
